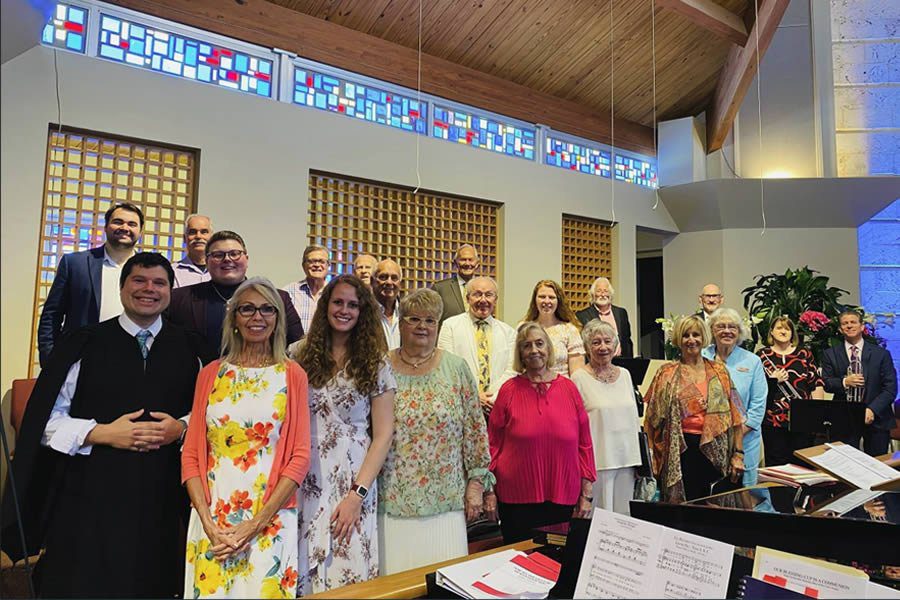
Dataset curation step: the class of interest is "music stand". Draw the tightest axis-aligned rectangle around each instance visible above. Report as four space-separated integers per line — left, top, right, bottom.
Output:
790 400 866 444
612 357 651 417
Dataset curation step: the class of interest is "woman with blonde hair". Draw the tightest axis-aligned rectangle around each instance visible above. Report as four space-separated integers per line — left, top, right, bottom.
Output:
644 315 745 503
378 288 493 574
520 279 584 376
182 277 311 598
294 275 395 595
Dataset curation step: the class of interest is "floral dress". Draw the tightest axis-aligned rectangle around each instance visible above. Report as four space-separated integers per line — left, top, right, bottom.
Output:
545 322 585 377
184 363 299 599
297 361 396 595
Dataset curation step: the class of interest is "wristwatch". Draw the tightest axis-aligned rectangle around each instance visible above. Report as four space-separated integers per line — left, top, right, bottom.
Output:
351 483 368 499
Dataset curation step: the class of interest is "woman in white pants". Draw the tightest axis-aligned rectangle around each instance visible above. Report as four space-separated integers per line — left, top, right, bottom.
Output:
572 320 642 514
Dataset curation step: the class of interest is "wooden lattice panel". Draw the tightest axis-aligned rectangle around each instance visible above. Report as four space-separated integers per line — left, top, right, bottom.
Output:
29 127 198 376
308 172 499 291
562 214 613 308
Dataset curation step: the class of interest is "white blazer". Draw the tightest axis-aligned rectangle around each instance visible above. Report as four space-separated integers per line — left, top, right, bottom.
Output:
437 312 518 396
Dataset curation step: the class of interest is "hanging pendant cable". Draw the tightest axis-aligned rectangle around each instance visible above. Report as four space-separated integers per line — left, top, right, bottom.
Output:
609 0 617 226
411 0 423 195
651 0 660 209
754 0 767 236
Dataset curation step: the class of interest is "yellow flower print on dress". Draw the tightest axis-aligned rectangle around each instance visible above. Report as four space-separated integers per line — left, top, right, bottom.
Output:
209 419 251 461
189 538 225 597
272 390 287 421
209 368 236 405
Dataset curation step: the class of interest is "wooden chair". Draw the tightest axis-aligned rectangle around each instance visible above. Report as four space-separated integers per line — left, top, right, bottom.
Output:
10 378 37 438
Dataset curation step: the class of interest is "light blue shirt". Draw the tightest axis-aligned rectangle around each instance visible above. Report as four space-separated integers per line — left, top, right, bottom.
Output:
702 344 767 485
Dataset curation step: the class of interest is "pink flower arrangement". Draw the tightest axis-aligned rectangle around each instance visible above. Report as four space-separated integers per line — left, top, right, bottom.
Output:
799 310 830 332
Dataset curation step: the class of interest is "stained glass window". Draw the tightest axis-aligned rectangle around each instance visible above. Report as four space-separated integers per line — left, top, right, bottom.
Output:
545 137 611 177
42 3 88 53
433 106 536 160
30 128 198 376
96 13 273 97
614 155 658 188
292 67 427 134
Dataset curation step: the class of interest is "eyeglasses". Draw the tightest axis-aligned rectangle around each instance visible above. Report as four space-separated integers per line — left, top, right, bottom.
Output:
468 291 497 300
208 249 246 262
713 323 739 331
701 294 723 299
375 273 401 282
401 315 438 328
236 304 278 317
305 258 328 266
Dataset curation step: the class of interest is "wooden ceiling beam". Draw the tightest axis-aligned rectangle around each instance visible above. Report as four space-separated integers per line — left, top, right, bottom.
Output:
706 0 790 152
657 0 749 46
105 0 656 155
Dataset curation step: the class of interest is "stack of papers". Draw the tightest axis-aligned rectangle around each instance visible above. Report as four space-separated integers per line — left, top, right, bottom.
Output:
758 464 839 487
435 549 561 599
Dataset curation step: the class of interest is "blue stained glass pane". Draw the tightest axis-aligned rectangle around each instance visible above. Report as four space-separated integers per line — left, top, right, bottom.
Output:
291 65 427 136
42 24 54 44
93 13 273 97
70 7 86 24
66 32 83 51
100 44 125 61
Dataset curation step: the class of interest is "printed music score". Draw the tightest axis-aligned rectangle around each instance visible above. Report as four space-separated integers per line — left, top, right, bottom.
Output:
574 508 734 599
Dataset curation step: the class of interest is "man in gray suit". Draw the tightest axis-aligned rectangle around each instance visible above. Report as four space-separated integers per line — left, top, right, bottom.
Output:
432 244 480 326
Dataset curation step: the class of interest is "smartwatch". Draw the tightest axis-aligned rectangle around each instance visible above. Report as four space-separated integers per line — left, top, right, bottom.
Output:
351 483 368 499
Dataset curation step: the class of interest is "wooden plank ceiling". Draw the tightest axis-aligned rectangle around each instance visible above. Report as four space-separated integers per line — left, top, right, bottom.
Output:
268 0 750 130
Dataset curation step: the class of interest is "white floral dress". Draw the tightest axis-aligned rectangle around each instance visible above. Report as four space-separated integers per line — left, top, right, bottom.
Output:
297 361 396 595
184 363 299 599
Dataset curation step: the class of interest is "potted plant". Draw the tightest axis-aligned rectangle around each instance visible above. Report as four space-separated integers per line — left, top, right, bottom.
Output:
741 266 889 365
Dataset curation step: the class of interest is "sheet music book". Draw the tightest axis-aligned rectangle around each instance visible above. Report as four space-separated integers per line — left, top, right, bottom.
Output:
573 508 734 599
796 442 900 491
752 546 869 599
758 463 838 487
435 549 561 599
736 575 809 599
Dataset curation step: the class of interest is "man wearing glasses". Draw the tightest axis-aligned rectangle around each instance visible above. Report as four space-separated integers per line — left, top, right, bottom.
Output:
438 276 517 415
167 230 303 361
697 283 725 324
283 244 330 332
373 259 404 350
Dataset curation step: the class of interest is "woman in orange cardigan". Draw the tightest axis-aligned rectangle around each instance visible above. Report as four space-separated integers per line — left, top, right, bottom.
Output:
182 277 310 599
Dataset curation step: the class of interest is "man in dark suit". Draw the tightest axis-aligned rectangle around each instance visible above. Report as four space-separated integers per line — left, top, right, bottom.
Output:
167 230 303 361
821 310 897 456
38 202 144 366
432 244 480 326
575 276 634 358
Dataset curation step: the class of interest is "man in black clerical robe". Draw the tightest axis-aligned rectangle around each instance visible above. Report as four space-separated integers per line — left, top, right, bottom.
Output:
1 252 202 598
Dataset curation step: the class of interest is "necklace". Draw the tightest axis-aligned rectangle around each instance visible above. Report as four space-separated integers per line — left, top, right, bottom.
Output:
398 347 436 369
236 353 272 368
211 282 232 303
591 365 618 384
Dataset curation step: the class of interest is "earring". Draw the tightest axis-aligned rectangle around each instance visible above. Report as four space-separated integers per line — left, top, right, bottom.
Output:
234 328 239 334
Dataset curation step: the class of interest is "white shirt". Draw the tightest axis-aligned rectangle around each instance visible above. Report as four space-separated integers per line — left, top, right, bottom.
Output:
379 300 401 350
845 339 864 364
98 248 134 321
42 314 163 456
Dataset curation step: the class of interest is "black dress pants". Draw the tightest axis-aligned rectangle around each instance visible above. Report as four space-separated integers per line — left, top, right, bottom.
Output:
680 433 723 501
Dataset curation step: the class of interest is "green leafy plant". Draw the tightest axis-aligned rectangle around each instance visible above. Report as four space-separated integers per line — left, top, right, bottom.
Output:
741 266 888 365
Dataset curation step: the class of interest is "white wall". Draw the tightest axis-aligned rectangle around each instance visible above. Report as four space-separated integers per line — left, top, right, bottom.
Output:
737 0 820 178
663 227 860 317
0 46 679 394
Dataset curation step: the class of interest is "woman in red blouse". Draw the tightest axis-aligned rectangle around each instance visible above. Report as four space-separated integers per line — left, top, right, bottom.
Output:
486 322 595 544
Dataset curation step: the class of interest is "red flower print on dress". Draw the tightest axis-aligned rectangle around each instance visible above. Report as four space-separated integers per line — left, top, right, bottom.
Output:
234 448 259 472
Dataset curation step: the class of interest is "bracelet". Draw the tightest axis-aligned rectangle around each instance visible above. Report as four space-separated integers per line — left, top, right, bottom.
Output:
580 494 594 502
177 419 189 444
734 450 744 456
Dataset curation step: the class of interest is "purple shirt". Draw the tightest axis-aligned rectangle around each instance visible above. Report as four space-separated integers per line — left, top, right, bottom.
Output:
172 256 210 288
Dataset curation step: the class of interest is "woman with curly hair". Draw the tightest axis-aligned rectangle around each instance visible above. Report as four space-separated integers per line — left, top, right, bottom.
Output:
294 275 396 595
520 279 584 377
